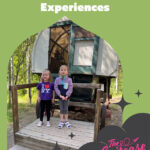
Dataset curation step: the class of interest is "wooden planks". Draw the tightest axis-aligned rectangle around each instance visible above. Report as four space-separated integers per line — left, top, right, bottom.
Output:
15 117 94 150
11 82 101 144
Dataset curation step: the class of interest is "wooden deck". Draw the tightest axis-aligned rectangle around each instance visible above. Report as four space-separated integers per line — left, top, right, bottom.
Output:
15 117 94 150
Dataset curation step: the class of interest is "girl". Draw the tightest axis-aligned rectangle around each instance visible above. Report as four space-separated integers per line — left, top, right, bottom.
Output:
37 69 55 127
54 65 73 129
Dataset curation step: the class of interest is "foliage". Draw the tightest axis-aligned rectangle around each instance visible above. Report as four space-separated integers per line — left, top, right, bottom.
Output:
7 34 40 124
7 100 36 125
8 34 40 96
12 34 39 85
110 64 123 98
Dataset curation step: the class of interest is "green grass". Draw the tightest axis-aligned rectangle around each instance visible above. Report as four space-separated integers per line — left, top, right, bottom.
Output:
109 104 118 110
7 88 38 125
7 109 13 124
7 102 36 126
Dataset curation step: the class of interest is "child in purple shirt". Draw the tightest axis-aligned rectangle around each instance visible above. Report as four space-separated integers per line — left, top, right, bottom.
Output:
37 69 55 127
54 65 73 129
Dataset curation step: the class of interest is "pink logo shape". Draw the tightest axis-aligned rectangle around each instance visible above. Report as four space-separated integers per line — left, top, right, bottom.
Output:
133 137 139 143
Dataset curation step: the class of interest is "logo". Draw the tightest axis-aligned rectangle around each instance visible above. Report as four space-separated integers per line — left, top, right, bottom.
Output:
102 137 146 150
41 84 50 93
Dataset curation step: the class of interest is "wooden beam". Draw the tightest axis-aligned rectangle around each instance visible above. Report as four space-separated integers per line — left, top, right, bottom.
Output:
69 101 95 109
50 38 68 53
11 83 100 90
73 83 100 89
106 78 109 103
94 89 102 142
16 83 38 90
11 86 19 134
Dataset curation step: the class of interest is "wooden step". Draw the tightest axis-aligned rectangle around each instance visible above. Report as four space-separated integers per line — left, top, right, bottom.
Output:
15 117 94 150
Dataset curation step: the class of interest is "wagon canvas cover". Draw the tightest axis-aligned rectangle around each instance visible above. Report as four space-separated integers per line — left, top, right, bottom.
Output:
32 20 118 77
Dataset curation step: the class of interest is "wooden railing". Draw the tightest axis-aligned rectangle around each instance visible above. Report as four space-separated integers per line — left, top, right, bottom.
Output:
11 83 38 134
11 83 102 142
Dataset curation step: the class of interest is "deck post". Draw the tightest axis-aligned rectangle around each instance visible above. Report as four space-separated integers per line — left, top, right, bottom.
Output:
11 85 19 134
106 78 110 104
94 89 102 141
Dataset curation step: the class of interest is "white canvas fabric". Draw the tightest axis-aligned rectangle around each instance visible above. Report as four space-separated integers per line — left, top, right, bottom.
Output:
73 40 94 66
96 38 119 77
32 27 118 77
32 28 50 73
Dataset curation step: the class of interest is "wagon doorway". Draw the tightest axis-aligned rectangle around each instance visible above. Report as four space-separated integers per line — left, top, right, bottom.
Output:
49 25 70 73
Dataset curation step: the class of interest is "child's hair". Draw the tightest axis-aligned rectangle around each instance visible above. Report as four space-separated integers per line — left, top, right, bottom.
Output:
59 64 68 71
41 69 53 82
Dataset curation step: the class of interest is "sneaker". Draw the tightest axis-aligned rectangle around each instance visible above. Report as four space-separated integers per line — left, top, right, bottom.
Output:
37 121 43 127
65 122 71 128
46 121 51 127
58 122 64 129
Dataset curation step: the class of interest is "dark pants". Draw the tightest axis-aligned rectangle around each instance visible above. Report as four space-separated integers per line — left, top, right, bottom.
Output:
40 100 52 121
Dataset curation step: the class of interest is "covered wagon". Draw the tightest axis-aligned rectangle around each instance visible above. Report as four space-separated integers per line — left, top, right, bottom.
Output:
32 17 119 106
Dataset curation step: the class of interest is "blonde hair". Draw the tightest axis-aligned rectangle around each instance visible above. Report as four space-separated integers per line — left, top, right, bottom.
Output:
60 65 68 70
41 69 53 83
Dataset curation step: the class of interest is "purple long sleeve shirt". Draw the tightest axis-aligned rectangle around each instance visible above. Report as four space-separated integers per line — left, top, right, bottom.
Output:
54 76 73 97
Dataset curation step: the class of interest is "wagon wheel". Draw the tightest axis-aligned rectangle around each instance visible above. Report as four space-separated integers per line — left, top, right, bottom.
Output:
100 104 106 130
36 101 40 118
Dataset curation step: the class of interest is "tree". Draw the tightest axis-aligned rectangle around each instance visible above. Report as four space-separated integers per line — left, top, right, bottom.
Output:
7 34 39 106
8 56 14 108
8 59 11 108
14 42 28 85
26 38 32 104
